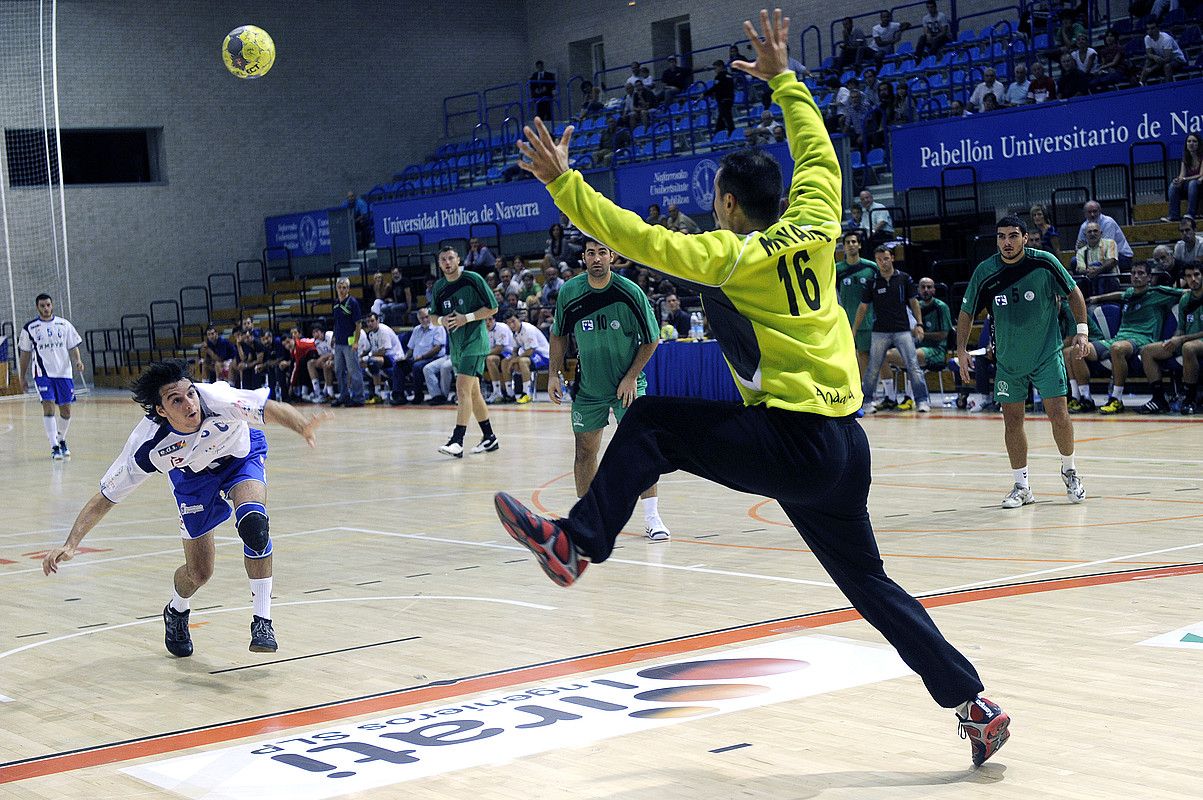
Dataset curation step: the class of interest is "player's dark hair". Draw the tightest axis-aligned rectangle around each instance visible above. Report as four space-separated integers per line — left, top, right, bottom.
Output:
996 215 1027 233
499 309 515 322
35 293 52 304
580 234 611 250
1130 261 1149 274
131 359 193 421
438 245 459 255
717 148 782 228
874 244 892 254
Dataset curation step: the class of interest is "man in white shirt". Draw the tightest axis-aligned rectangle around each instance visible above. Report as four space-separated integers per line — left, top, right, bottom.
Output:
392 307 446 404
916 1 951 59
869 10 910 65
1141 20 1186 83
17 293 84 460
503 311 551 404
968 67 1006 113
1075 201 1134 270
358 312 406 403
1004 63 1031 106
40 359 331 657
1174 217 1203 277
485 314 518 403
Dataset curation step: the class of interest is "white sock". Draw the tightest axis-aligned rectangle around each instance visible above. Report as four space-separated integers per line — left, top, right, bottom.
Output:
170 589 190 614
492 381 501 394
642 496 660 522
250 577 273 620
1069 379 1078 396
885 381 898 402
1110 384 1123 399
1012 467 1029 489
1061 454 1076 473
311 378 321 393
956 700 972 718
1078 384 1092 400
42 416 59 447
57 416 70 440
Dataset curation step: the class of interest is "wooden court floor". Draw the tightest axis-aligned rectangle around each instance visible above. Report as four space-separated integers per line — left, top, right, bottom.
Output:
1 391 1201 799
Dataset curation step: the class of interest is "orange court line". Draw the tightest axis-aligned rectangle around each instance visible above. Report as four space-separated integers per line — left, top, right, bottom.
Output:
2 561 1201 785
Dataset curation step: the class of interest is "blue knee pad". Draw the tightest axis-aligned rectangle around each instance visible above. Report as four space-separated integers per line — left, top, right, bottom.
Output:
235 502 272 559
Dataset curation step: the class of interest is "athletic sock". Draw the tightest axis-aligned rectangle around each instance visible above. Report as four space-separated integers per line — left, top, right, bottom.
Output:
492 380 501 394
450 424 467 445
956 700 972 718
1151 380 1166 403
42 416 59 448
1110 384 1124 400
170 589 190 614
1061 454 1076 474
1186 383 1198 403
57 416 71 439
1069 379 1079 397
479 419 494 439
249 577 272 619
1012 466 1029 489
1078 384 1092 400
311 378 321 394
642 496 659 522
885 380 898 402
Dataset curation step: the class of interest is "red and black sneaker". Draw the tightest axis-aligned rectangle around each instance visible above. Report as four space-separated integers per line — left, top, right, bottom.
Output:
494 492 587 587
957 696 1011 767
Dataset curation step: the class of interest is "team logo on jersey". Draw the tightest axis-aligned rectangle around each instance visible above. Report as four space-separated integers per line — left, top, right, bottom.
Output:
172 456 187 467
157 441 186 457
994 295 1008 306
572 411 583 427
996 380 1010 397
842 277 852 286
1024 291 1035 301
581 319 594 332
610 320 620 329
442 300 452 310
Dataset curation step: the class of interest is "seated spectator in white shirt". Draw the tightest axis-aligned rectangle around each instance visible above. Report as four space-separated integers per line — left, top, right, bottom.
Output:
1004 63 1031 106
915 1 951 60
748 110 783 145
1141 20 1186 83
1175 217 1203 279
1071 33 1099 75
869 10 910 64
502 311 551 404
665 204 700 234
484 315 518 403
968 67 1006 113
358 313 405 402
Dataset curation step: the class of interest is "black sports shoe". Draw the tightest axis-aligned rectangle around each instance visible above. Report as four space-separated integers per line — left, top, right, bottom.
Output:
494 492 587 587
57 439 70 458
249 615 278 653
163 603 193 657
1181 401 1197 416
1137 397 1168 414
470 435 499 454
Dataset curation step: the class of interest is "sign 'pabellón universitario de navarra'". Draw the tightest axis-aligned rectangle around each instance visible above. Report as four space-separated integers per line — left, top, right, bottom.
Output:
890 78 1203 191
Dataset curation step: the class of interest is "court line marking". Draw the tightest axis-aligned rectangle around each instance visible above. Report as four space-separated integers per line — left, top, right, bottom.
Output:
2 561 1199 784
872 446 1203 465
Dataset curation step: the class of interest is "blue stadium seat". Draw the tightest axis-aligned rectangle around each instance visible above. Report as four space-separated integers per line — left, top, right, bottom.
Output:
935 51 955 68
917 55 938 71
896 41 915 58
840 69 856 83
957 28 976 43
636 142 653 159
1166 8 1187 26
485 166 502 183
1033 33 1051 50
710 129 729 148
729 127 746 143
898 59 918 75
867 148 885 167
655 139 673 156
850 150 864 170
821 56 835 70
1179 25 1201 49
928 73 948 89
586 131 602 148
632 124 647 139
880 62 898 78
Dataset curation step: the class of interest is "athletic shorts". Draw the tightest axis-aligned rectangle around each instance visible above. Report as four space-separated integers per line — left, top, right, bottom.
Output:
528 352 550 370
34 377 75 405
365 355 395 373
994 351 1067 404
1093 335 1153 360
572 387 645 432
452 353 486 378
854 328 872 353
917 346 947 368
169 428 268 539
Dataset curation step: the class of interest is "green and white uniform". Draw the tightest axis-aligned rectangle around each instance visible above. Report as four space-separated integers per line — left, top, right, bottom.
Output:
432 269 498 377
917 297 952 366
961 247 1077 404
1180 291 1203 338
1097 286 1186 352
836 259 877 352
553 272 660 432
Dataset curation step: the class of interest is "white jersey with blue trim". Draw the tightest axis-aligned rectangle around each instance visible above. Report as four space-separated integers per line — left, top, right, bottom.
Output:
17 316 82 379
99 382 269 503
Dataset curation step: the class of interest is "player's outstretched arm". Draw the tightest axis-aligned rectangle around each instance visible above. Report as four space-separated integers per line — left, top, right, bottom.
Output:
43 492 115 575
264 400 333 448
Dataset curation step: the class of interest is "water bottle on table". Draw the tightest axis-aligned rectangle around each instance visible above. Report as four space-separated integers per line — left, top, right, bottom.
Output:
689 312 704 341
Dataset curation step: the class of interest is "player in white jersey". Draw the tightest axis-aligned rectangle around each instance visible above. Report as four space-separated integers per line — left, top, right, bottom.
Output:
41 359 332 657
16 294 84 460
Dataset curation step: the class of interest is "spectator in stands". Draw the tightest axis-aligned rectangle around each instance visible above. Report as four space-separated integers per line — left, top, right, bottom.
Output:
1175 217 1203 277
1027 61 1057 103
1058 53 1089 100
949 99 971 117
1073 221 1121 295
330 277 365 407
727 44 752 68
894 82 918 124
364 271 388 317
560 212 583 244
595 115 631 166
1073 262 1183 413
624 61 643 89
503 311 551 403
576 86 604 122
665 204 700 234
1141 20 1186 84
529 60 556 121
199 325 236 383
749 110 783 145
981 94 1001 112
1150 246 1177 286
1071 33 1099 77
1166 133 1201 222
662 293 692 338
705 60 736 135
661 56 692 105
915 1 952 60
1092 29 1129 91
1076 201 1134 270
1138 262 1203 414
1057 15 1087 54
857 189 894 245
1004 63 1031 106
233 330 262 390
1029 204 1060 254
861 67 883 108
422 354 455 406
870 10 911 66
359 312 405 404
844 204 864 233
541 264 565 307
345 191 370 249
969 67 1006 113
380 266 412 325
853 244 930 413
644 203 665 226
837 16 872 70
545 223 582 268
306 325 334 402
256 329 291 402
391 307 445 405
464 237 496 272
841 86 874 150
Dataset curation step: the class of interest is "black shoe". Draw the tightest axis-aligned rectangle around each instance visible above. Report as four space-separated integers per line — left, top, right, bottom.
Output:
426 395 448 406
1181 401 1197 416
471 435 499 454
389 395 409 406
1138 397 1168 415
344 400 365 408
163 603 194 657
57 439 70 458
249 615 278 653
330 398 345 407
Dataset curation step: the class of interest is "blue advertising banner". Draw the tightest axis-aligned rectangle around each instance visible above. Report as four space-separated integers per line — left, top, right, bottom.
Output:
371 180 560 245
265 210 332 256
890 79 1203 191
613 141 793 217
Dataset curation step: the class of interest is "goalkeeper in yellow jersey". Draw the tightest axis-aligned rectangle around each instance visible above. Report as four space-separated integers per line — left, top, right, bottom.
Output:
493 9 1009 767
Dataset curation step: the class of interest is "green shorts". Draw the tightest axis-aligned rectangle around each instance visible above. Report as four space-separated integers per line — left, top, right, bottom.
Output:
854 328 872 353
918 346 947 368
994 351 1067 404
452 353 486 378
1093 336 1153 360
571 388 644 432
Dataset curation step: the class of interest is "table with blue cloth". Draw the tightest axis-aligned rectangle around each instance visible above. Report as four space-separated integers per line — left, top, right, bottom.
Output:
643 340 741 402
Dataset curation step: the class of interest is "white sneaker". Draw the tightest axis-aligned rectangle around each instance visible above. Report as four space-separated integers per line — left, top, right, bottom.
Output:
1062 469 1085 503
470 435 499 454
1001 484 1035 508
645 517 670 542
438 441 464 458
917 401 931 413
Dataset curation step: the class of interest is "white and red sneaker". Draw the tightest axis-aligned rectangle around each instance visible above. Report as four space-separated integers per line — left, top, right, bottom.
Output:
494 492 587 587
957 696 1011 766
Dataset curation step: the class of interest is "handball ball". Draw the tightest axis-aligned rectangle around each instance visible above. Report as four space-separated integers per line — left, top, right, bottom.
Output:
659 324 679 341
222 25 275 79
